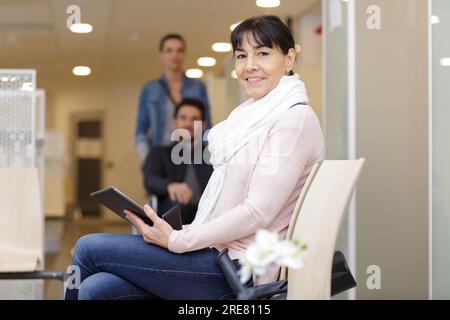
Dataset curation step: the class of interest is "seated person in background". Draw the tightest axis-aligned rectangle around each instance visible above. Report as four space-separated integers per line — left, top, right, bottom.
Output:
142 98 213 224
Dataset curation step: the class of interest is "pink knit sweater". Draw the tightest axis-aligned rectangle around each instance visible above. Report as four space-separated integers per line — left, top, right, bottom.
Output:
168 105 325 284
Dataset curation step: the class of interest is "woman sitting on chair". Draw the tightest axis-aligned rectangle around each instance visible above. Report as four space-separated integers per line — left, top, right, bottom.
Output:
65 15 325 300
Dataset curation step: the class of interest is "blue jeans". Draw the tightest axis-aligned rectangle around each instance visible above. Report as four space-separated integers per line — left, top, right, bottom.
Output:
64 233 242 300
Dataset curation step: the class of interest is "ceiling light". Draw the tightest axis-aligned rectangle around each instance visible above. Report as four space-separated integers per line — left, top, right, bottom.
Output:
1 77 8 82
431 15 440 24
256 0 280 8
212 42 232 52
231 70 237 79
440 57 450 67
70 23 93 33
185 69 204 78
197 57 216 67
72 66 92 76
230 22 241 32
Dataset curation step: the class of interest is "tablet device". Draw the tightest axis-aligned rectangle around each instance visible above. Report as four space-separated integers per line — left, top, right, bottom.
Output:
90 187 182 230
161 205 183 231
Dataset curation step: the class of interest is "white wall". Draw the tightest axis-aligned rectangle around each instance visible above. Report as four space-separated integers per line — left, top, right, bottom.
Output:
354 0 428 299
295 4 323 123
296 64 323 124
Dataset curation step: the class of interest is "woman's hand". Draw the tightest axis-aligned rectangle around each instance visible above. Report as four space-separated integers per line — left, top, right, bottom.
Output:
124 204 174 249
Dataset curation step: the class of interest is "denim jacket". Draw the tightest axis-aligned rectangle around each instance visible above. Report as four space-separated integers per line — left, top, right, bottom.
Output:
134 74 211 160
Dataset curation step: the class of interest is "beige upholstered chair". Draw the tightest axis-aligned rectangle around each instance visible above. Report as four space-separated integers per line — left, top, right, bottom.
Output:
0 168 43 272
279 162 321 281
216 159 365 300
286 159 365 299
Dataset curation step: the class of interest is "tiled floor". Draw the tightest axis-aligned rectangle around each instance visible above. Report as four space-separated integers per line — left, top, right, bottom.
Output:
44 217 130 300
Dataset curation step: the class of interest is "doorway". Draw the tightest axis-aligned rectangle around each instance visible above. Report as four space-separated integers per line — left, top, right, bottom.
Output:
72 113 104 217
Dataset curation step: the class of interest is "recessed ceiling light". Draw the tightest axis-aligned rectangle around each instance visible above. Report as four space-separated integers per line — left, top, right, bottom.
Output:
230 22 241 32
72 66 92 76
256 0 280 8
440 57 450 67
431 15 440 24
185 69 204 78
70 23 93 33
1 77 8 82
231 70 237 79
212 42 232 52
197 57 216 67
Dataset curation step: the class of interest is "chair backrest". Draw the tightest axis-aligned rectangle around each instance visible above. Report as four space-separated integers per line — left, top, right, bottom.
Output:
279 162 320 281
286 159 365 300
0 168 43 272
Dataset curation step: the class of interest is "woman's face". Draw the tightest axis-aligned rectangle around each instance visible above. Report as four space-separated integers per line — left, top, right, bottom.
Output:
234 34 295 100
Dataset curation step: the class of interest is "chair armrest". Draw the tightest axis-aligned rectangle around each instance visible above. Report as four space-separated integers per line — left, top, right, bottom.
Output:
215 249 247 297
243 280 288 300
216 249 288 300
216 249 357 300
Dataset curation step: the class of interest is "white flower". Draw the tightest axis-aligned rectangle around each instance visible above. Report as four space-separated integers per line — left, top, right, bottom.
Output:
247 235 278 267
237 257 253 284
254 229 279 249
275 240 304 269
238 229 307 284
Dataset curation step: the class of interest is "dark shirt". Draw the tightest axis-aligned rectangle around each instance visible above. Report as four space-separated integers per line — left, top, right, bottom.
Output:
142 142 213 224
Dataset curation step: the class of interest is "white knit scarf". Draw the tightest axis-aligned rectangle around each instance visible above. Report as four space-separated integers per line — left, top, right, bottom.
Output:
190 74 309 227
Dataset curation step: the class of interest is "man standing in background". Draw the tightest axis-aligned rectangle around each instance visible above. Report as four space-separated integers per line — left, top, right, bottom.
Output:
134 34 211 161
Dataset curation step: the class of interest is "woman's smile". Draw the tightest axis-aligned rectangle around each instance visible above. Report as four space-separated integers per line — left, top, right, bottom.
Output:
245 76 266 85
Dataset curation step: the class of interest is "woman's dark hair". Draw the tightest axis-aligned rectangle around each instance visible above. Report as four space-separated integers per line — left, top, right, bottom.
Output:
174 98 205 120
231 15 295 75
159 33 186 52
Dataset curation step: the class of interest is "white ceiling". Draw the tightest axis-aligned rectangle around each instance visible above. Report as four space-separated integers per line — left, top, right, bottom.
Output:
0 0 320 89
